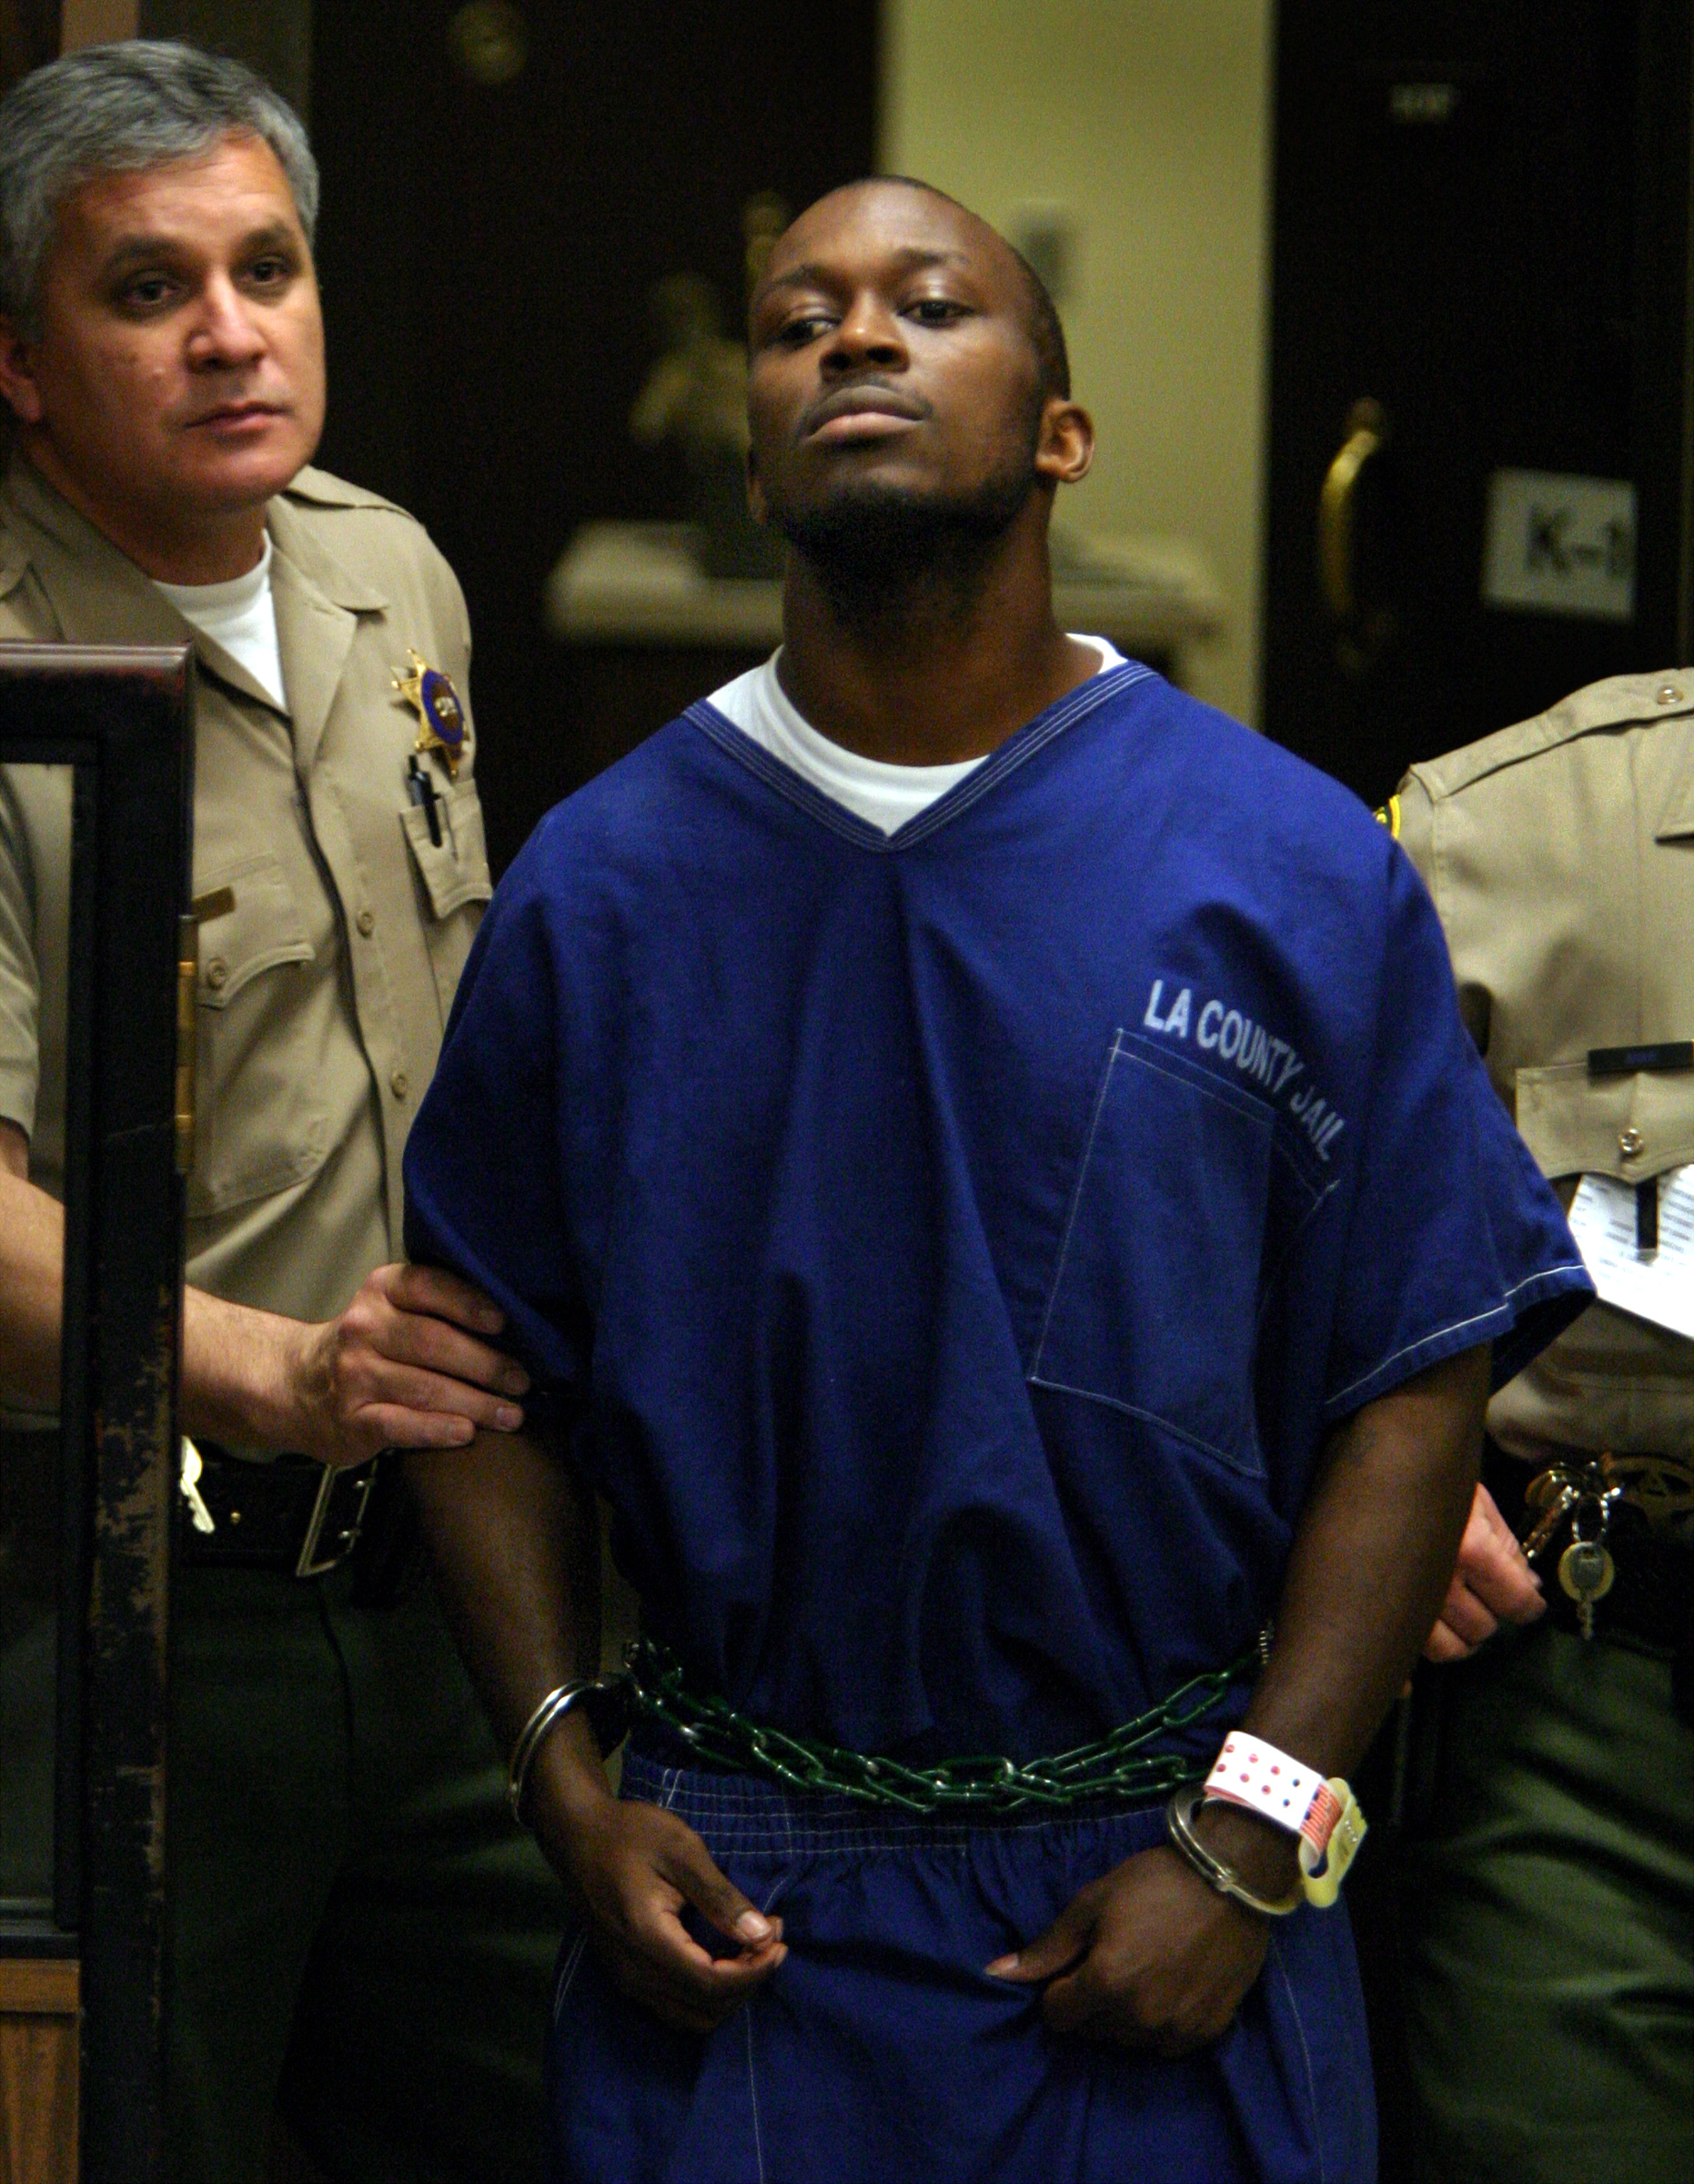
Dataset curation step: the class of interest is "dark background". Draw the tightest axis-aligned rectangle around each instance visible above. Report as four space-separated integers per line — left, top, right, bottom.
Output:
1263 0 1693 806
309 1 879 875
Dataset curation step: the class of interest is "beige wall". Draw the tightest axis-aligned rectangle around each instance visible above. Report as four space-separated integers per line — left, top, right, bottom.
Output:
882 0 1272 725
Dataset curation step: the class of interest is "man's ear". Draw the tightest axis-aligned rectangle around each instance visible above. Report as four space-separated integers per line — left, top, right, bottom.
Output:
0 319 45 427
1034 398 1094 489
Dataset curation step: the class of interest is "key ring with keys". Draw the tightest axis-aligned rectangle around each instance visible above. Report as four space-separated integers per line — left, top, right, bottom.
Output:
1518 1456 1626 1639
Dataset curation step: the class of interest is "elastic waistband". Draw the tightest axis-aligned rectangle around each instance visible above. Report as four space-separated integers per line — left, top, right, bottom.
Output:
620 1740 1168 1858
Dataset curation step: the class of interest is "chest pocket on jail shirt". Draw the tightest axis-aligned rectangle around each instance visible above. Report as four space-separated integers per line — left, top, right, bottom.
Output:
1030 1028 1317 1479
189 850 327 1216
400 781 493 1026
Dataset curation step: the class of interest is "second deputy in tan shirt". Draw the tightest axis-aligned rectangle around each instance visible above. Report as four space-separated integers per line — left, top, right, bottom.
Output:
1386 670 1694 2184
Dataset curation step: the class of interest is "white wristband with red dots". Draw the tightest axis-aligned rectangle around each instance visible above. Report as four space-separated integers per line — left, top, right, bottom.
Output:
1203 1733 1368 1908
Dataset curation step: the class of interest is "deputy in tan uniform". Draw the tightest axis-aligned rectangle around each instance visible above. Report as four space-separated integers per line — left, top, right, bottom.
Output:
0 42 560 2184
1385 671 1694 2184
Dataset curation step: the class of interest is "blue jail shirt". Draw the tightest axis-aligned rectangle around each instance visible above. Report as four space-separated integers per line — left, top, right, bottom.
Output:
404 663 1590 1766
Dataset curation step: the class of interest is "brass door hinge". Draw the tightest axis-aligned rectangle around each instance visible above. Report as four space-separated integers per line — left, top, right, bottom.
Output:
175 911 197 1176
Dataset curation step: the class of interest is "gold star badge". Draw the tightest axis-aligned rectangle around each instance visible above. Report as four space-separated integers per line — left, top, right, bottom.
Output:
393 649 468 778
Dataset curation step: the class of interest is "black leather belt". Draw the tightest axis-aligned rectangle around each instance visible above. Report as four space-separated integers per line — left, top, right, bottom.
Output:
179 1445 377 1577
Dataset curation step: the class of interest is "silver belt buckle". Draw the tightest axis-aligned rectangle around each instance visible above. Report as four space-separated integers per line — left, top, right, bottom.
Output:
295 1461 378 1580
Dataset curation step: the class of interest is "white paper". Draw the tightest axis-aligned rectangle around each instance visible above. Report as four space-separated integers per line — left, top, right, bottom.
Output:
1567 1165 1694 1340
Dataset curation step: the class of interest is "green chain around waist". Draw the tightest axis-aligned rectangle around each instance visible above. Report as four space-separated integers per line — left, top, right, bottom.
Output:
610 1633 1263 1815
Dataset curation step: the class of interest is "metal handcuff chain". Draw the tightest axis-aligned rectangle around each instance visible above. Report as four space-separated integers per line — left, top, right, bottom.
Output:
510 1635 1261 1820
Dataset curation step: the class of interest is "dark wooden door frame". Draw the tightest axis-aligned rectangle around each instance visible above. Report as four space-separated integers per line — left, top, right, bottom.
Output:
0 644 194 2184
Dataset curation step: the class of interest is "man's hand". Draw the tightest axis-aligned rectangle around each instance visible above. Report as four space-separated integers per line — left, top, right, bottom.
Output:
406 1435 787 2041
531 1715 786 2037
183 1262 531 1466
986 1840 1271 2056
275 1263 531 1466
1423 1481 1544 1663
4 1132 529 1455
988 1349 1493 2058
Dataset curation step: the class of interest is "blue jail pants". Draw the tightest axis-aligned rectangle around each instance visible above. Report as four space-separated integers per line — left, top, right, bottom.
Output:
548 1747 1376 2184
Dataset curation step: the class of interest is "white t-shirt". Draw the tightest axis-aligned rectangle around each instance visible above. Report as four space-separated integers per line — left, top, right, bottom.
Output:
154 533 287 712
708 635 1127 836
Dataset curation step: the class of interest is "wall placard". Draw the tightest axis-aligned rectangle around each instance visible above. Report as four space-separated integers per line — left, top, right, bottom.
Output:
1482 469 1636 622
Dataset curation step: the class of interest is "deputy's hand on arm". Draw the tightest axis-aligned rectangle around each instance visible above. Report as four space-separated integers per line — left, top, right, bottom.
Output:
408 1428 784 2037
4 1122 525 1460
990 1344 1491 2054
188 1261 532 1467
1422 1481 1544 1662
257 1267 528 1467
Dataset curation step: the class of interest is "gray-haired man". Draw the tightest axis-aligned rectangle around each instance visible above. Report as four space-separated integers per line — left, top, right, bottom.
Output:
0 43 558 2181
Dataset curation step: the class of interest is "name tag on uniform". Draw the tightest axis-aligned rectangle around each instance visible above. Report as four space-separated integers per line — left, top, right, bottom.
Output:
1567 1165 1694 1340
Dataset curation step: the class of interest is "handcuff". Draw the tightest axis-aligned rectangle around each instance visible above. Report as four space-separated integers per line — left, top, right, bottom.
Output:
1165 1732 1367 1917
507 1675 631 1823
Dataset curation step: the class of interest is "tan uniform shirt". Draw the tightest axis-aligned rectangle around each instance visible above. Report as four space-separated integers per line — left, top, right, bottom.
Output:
0 460 492 1342
1391 669 1694 1459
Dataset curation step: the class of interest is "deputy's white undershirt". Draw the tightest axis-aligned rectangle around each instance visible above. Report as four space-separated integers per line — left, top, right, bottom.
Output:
709 634 1126 835
154 532 287 712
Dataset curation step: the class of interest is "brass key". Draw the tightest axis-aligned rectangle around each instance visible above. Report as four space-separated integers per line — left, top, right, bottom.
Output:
1558 1491 1618 1639
1520 1479 1579 1562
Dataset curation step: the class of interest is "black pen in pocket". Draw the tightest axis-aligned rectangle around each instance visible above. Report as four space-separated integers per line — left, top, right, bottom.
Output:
407 753 443 847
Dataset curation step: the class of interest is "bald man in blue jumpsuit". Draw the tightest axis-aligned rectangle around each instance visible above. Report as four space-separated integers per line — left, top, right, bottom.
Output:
402 181 1590 2184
